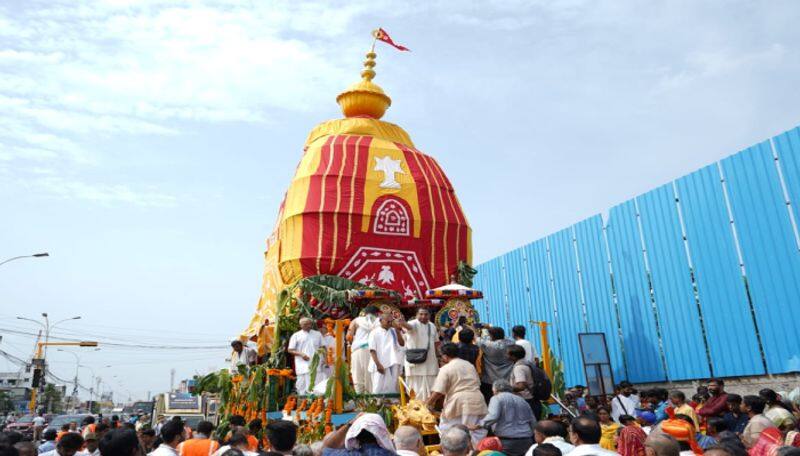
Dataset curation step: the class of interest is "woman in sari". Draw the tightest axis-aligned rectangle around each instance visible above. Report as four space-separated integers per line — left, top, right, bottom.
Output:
617 421 647 456
598 406 621 451
748 427 783 456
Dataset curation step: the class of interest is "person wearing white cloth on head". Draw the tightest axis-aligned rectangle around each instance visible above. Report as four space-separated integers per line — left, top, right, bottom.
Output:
288 317 324 395
321 412 396 455
368 312 405 394
347 306 380 394
398 307 440 401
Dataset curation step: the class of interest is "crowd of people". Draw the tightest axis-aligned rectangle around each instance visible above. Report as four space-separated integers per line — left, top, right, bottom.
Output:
272 307 800 456
7 380 800 456
9 312 800 456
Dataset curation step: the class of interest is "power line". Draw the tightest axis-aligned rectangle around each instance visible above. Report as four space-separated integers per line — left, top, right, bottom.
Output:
0 327 227 350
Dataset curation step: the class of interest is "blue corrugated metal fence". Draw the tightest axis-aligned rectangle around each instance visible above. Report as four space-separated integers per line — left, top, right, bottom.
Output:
475 124 800 386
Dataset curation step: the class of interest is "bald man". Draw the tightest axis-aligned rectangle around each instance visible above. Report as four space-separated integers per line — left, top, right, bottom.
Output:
394 426 424 456
288 317 324 394
368 313 405 394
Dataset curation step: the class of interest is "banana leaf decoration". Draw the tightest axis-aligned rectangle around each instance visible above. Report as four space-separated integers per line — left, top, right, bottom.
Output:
456 261 478 287
307 347 327 389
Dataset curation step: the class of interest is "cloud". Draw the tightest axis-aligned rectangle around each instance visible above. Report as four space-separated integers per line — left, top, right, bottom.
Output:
656 44 787 91
0 0 381 205
9 173 179 208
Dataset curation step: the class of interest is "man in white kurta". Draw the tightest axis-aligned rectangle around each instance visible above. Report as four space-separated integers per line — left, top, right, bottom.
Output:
400 308 439 401
287 317 324 395
347 306 379 394
368 313 405 394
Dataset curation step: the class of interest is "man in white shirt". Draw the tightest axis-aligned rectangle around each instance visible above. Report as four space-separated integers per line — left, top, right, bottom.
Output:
399 308 440 400
611 381 639 422
347 306 379 394
524 420 575 456
368 312 405 394
287 317 324 395
512 325 539 365
566 417 617 456
229 340 257 373
150 420 184 456
32 412 46 441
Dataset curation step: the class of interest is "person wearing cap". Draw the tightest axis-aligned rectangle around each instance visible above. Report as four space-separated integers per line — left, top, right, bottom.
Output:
230 340 257 373
79 433 100 456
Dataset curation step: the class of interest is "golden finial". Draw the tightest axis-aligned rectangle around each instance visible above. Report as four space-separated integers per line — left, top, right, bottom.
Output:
336 43 392 119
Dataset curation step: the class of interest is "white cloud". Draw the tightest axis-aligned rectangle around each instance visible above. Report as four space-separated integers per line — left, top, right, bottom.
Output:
13 174 179 208
0 0 381 205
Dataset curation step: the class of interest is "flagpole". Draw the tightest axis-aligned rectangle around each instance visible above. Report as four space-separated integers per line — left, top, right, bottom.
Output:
370 29 378 53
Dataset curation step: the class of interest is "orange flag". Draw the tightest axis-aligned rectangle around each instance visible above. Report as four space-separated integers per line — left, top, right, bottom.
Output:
373 28 410 51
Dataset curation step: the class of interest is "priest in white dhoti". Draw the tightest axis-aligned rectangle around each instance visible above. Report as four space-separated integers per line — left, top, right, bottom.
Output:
311 324 336 394
287 317 324 395
399 308 440 400
368 312 405 394
347 305 379 394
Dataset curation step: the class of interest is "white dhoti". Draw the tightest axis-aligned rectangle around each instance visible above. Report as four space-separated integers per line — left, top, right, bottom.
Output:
295 373 311 394
371 365 400 394
439 415 488 447
351 347 372 394
405 374 437 401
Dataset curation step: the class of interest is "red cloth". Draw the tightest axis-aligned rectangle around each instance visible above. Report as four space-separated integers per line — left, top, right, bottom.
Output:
476 437 503 452
618 425 647 456
749 427 782 456
698 393 729 418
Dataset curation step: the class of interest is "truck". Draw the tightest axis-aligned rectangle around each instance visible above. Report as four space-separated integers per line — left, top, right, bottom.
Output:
151 392 205 430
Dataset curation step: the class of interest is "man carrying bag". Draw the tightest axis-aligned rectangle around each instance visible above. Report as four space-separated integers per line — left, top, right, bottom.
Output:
400 308 441 401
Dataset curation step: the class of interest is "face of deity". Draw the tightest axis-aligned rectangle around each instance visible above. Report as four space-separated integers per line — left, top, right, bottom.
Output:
417 308 430 324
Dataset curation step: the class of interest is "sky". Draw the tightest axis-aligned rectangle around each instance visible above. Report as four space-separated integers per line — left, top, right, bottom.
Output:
1 0 799 402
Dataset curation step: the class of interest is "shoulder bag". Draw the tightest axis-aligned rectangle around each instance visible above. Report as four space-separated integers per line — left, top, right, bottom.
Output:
405 322 431 364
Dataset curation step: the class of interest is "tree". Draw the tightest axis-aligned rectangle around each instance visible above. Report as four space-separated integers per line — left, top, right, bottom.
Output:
42 384 64 413
0 390 14 413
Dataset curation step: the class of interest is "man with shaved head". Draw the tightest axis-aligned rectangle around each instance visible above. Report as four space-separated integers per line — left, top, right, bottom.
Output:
368 312 405 394
394 426 424 456
288 317 324 394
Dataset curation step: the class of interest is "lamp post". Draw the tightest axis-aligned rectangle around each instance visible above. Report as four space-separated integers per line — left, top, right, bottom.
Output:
0 252 49 267
17 314 81 359
58 348 100 412
81 365 111 413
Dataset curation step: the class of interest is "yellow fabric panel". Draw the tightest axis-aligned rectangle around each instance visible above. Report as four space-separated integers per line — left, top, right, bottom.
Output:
305 117 414 148
360 138 422 237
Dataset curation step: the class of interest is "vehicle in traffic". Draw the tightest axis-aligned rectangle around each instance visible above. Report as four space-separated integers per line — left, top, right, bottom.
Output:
45 414 92 433
5 415 36 438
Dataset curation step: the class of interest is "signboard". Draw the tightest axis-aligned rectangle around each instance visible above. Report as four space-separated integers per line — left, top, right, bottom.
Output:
166 393 200 412
578 333 615 398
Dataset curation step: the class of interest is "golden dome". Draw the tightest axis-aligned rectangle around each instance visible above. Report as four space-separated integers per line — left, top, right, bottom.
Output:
336 51 392 119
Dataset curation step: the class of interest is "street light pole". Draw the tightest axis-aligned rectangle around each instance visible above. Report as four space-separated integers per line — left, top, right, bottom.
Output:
0 252 49 267
58 348 99 412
